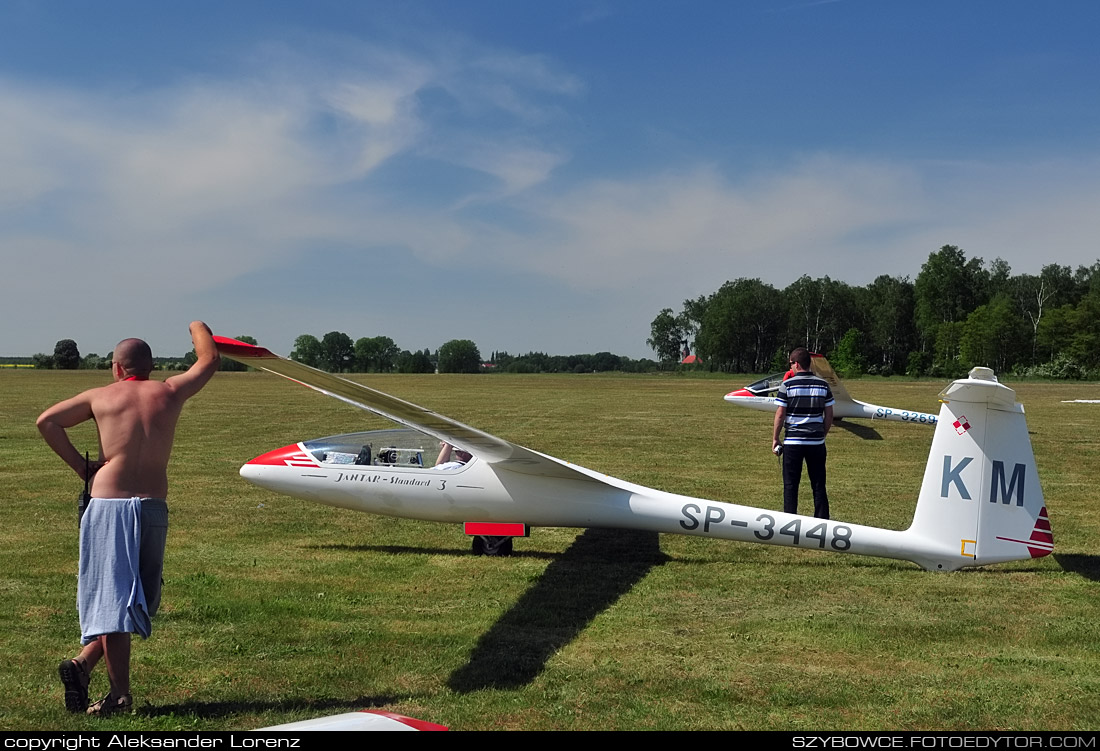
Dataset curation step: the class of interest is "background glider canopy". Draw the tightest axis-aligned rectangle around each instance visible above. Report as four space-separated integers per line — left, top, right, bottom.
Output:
213 336 601 482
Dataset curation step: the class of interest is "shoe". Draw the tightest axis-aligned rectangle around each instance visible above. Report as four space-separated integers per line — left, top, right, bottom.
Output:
58 659 90 713
87 692 133 717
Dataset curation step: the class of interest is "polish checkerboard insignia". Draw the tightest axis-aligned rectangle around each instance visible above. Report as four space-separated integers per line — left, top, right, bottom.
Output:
953 416 971 435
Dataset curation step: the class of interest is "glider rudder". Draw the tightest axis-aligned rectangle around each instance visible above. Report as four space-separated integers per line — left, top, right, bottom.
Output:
906 367 1050 570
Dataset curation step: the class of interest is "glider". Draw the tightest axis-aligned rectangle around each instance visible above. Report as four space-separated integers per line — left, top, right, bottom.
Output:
215 337 1051 571
724 354 939 425
260 710 447 731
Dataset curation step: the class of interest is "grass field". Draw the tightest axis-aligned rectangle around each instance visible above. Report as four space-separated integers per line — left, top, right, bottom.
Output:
2 370 1098 730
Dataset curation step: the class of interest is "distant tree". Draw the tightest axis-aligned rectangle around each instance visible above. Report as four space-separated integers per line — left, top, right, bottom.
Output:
906 350 932 377
1036 304 1077 364
679 295 707 352
53 339 80 370
319 331 355 372
647 308 687 365
590 352 622 372
437 339 482 373
1068 284 1100 370
987 257 1013 299
914 245 989 353
865 275 916 374
490 351 515 369
32 353 55 369
960 294 1027 373
932 321 966 377
1013 265 1075 365
291 334 323 368
695 278 784 372
396 349 434 373
785 276 829 354
354 336 399 372
80 352 104 370
830 328 867 376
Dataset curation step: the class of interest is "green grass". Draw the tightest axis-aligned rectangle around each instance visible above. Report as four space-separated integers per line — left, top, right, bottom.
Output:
2 370 1098 730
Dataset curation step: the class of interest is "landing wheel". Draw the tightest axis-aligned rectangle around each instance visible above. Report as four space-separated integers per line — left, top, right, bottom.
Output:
472 535 514 557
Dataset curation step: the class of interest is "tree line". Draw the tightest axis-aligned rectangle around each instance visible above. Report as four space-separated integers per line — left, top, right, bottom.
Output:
286 333 657 374
26 332 658 375
649 245 1100 379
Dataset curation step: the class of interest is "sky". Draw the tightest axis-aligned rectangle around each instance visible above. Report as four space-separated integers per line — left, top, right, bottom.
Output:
2 1 1099 359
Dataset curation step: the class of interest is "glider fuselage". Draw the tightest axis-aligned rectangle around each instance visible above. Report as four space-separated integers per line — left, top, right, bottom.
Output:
240 426 1015 573
724 355 939 425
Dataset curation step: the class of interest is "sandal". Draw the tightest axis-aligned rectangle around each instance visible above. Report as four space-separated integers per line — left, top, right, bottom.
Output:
58 659 90 713
87 692 133 717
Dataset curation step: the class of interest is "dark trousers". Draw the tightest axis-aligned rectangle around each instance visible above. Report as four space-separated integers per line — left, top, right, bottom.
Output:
782 442 829 519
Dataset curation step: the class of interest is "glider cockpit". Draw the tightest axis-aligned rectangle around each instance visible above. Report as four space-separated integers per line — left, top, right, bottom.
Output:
247 428 476 474
304 428 446 470
741 371 787 398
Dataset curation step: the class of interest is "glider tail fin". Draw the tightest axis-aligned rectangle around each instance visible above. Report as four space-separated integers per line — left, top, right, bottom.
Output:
905 368 1051 570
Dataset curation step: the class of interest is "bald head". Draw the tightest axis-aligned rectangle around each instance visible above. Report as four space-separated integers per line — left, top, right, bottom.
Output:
114 338 154 378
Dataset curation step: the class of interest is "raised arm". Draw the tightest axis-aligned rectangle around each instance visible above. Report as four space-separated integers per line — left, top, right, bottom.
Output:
166 321 220 401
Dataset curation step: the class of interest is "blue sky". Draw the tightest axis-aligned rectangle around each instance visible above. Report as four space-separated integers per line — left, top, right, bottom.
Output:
3 1 1099 358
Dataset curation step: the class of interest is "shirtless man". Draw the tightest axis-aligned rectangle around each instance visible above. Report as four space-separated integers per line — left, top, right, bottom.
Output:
37 321 220 715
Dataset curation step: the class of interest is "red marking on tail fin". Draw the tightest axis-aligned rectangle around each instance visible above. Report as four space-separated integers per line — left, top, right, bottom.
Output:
996 507 1054 558
1025 505 1051 558
1028 506 1053 558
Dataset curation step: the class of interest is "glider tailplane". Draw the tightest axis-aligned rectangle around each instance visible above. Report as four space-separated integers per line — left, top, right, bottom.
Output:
905 368 1051 570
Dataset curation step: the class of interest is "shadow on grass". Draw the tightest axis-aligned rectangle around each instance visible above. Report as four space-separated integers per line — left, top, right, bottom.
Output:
447 526 668 693
310 543 558 560
1055 553 1100 581
138 693 399 719
831 420 883 440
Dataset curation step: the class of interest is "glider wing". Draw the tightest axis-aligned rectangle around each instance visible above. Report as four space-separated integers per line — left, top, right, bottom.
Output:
214 336 604 482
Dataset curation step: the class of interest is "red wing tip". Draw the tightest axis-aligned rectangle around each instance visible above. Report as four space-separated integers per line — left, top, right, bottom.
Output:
213 335 259 347
213 336 279 359
361 711 448 731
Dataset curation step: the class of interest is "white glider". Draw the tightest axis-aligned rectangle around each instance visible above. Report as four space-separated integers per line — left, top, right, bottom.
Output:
215 337 1051 571
724 354 939 425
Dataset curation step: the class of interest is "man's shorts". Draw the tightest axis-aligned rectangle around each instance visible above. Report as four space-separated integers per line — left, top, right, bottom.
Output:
78 498 168 643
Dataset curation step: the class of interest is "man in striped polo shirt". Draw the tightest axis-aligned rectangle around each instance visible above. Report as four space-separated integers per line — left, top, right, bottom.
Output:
771 347 834 519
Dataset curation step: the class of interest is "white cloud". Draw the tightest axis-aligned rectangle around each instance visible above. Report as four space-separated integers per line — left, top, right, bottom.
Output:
473 154 1100 303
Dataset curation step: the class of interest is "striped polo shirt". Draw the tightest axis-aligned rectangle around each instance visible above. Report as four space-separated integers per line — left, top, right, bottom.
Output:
775 372 835 445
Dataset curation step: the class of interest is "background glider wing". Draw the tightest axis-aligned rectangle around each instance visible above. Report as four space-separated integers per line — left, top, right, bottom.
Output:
810 354 854 404
214 336 606 482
